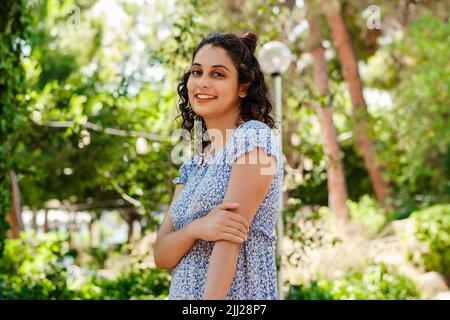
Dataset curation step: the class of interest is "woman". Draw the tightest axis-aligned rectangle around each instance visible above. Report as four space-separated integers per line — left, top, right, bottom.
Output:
154 32 283 300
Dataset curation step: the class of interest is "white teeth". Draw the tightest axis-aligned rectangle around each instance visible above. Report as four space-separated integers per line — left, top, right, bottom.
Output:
196 94 216 99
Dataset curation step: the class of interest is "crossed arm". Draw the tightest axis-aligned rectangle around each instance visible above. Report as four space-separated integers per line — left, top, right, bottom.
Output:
202 147 277 299
154 147 276 298
153 183 196 270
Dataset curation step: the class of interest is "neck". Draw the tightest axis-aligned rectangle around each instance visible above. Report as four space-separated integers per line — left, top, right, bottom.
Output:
202 109 242 155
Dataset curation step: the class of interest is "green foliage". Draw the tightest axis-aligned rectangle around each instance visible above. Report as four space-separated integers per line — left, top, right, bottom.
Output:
88 246 109 269
348 195 387 237
371 13 450 204
286 263 421 300
0 233 170 299
0 232 75 299
285 195 390 258
84 268 170 300
284 204 334 245
284 203 342 268
286 279 333 300
2 0 449 301
285 104 373 207
0 0 32 256
404 205 450 278
8 0 184 232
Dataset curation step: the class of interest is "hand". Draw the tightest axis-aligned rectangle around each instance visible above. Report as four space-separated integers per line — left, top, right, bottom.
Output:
187 202 249 244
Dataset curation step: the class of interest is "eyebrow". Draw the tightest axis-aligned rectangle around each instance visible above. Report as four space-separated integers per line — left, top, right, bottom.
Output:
191 63 230 72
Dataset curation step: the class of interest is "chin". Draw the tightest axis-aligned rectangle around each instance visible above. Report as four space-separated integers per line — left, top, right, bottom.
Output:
192 106 215 118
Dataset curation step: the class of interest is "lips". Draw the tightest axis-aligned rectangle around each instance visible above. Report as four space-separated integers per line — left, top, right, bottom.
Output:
195 93 217 103
195 93 217 100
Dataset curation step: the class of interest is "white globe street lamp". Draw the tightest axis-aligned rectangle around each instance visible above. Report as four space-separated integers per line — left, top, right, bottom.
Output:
259 41 292 75
259 40 292 300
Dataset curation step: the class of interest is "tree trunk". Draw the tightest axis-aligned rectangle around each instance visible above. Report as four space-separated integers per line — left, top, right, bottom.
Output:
284 120 300 169
306 3 349 220
5 209 19 239
322 0 391 204
32 208 38 231
90 218 100 247
127 218 134 244
6 171 23 239
67 208 75 248
397 0 414 27
44 209 49 233
125 209 141 244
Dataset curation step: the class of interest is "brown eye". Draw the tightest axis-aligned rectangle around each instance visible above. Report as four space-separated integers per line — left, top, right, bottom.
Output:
190 70 201 76
213 71 224 77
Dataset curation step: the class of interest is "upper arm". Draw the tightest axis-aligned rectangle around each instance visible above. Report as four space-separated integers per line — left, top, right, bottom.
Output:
203 146 277 294
156 183 184 241
222 146 277 226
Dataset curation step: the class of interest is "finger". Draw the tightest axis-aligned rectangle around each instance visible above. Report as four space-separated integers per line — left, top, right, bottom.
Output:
220 232 244 244
226 219 248 236
224 225 247 240
231 214 249 233
225 212 249 231
223 227 247 241
218 202 240 210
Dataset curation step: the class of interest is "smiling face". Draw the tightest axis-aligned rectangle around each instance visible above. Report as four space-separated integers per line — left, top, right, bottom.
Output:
187 44 248 120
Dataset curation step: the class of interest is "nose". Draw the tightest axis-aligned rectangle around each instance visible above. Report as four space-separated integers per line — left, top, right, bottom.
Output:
197 73 210 88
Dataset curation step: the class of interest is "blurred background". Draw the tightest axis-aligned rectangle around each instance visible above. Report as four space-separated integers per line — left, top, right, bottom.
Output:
0 0 449 300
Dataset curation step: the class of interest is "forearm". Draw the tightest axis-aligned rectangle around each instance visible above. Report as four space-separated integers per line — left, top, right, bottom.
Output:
202 240 241 299
154 224 196 270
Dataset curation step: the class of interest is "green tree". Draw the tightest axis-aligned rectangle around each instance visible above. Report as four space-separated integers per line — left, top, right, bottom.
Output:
0 0 33 255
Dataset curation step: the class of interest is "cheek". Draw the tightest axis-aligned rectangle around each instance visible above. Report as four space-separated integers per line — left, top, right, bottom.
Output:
224 84 240 100
186 77 195 98
186 77 193 92
216 80 235 96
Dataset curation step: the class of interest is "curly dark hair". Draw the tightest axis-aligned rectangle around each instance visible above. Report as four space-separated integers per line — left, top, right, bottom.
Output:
175 31 275 155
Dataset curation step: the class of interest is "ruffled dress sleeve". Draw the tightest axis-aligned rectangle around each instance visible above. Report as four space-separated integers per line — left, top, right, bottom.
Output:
172 156 195 185
224 120 282 166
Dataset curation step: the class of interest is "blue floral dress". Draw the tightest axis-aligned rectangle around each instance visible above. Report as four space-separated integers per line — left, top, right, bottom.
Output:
168 120 283 300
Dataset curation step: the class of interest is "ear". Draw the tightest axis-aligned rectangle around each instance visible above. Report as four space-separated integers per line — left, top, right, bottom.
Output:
239 82 251 98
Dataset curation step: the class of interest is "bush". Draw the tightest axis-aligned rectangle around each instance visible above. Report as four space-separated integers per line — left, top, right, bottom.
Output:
0 232 170 299
283 204 342 268
405 205 450 279
286 280 333 300
347 195 387 237
286 263 421 300
0 232 75 299
85 268 170 300
88 246 110 269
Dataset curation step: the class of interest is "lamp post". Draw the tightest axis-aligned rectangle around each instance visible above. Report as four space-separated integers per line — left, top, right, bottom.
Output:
259 41 292 300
